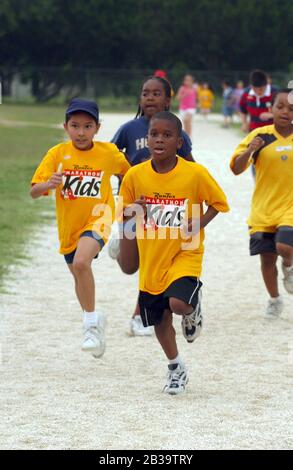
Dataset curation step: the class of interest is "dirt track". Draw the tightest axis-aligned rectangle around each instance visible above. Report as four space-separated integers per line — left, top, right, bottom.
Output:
0 114 292 450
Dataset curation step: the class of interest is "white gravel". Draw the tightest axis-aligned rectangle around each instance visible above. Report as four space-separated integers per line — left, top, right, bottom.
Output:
0 113 292 450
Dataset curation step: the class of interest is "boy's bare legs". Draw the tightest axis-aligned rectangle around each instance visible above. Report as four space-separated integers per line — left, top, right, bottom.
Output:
68 236 106 357
260 252 284 317
260 253 279 298
154 310 178 360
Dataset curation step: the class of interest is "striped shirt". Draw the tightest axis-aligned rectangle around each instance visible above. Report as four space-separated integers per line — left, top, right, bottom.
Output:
240 85 278 131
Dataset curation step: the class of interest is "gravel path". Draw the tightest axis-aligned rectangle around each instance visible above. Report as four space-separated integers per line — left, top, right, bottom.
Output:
0 114 292 450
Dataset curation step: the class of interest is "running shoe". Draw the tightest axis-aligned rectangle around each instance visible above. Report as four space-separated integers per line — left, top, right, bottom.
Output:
265 296 284 319
82 313 106 358
163 363 188 395
282 263 293 294
129 315 153 336
181 291 203 343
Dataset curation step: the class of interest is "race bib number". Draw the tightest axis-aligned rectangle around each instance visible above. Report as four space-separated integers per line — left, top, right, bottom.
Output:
61 169 104 200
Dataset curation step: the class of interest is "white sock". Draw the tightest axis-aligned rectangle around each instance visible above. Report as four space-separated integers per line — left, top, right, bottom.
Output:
169 354 184 368
270 296 282 303
83 311 98 328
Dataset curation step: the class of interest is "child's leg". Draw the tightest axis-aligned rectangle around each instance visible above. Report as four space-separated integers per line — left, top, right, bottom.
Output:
67 264 82 308
71 236 102 311
183 114 192 137
154 310 178 360
260 253 279 297
276 242 293 267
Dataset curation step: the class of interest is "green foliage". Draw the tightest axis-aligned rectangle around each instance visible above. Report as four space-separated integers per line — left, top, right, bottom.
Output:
0 0 292 71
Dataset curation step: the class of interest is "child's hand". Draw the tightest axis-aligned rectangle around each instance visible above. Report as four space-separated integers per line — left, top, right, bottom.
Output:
124 196 147 219
248 136 265 153
47 164 63 190
241 122 249 133
259 111 272 121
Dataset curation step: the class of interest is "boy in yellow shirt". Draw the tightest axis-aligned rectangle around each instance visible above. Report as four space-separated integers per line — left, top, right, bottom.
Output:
117 111 229 394
230 89 293 318
30 99 130 357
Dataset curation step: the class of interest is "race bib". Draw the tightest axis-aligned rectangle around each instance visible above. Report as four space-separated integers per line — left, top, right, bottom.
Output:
61 169 104 200
144 196 188 229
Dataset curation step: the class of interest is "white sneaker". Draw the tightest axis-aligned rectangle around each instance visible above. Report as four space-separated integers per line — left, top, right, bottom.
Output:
282 263 293 294
265 296 284 319
107 223 120 260
163 363 188 395
129 316 153 336
82 313 106 358
181 290 203 343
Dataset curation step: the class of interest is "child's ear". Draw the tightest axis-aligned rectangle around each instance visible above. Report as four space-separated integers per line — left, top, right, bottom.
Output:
96 122 101 132
63 122 68 131
177 137 183 149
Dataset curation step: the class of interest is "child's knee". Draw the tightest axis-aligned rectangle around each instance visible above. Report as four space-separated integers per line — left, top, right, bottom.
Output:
72 257 90 274
169 297 190 315
276 242 292 259
118 256 138 275
260 253 277 269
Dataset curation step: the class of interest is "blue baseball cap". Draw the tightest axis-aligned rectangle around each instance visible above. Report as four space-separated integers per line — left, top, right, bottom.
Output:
66 98 99 121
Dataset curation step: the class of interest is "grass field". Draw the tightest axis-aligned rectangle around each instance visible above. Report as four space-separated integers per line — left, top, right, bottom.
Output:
0 104 64 288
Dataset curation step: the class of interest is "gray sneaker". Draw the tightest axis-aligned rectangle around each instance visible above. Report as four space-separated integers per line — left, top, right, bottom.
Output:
163 363 188 395
181 291 203 343
282 263 293 294
82 313 106 358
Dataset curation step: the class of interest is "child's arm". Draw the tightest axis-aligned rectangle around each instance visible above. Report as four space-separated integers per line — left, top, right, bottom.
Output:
30 170 62 199
231 136 265 175
186 206 218 234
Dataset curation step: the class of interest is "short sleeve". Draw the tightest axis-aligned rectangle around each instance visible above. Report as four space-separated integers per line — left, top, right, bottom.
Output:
178 131 192 158
230 128 260 172
112 125 128 151
111 144 131 175
198 166 230 213
31 149 57 185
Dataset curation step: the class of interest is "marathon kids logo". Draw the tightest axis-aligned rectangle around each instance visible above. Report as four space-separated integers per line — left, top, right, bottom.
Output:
144 193 187 229
61 165 104 200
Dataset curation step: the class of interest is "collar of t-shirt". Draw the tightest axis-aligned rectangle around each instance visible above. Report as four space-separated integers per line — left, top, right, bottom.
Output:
248 84 271 106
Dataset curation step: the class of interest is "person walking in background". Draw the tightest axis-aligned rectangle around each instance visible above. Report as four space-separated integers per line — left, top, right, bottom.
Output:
233 80 245 117
240 70 277 133
222 80 235 128
198 82 214 116
176 74 197 137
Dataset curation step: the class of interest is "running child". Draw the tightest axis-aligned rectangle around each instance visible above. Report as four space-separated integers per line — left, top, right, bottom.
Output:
176 74 197 137
222 80 235 128
230 89 293 318
198 82 214 116
30 98 130 357
117 111 229 394
110 75 194 337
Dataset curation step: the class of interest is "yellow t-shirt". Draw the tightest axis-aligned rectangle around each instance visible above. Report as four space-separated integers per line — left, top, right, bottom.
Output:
230 125 293 233
198 89 214 109
119 157 229 295
31 141 130 254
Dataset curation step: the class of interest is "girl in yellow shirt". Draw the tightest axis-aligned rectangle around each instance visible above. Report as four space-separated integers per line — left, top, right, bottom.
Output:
230 89 293 318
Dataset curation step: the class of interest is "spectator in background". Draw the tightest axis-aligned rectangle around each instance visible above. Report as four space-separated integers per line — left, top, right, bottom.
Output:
240 70 277 133
233 80 245 117
198 82 214 116
222 80 235 128
176 74 198 137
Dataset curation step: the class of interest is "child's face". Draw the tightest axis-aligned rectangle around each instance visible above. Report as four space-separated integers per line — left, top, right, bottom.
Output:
64 112 100 150
140 79 170 119
183 75 193 87
148 119 183 162
272 93 293 128
252 85 267 97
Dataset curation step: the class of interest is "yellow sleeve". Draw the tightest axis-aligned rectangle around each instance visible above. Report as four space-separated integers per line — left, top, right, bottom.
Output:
118 169 136 206
198 166 230 212
111 144 131 175
230 128 260 172
31 148 58 185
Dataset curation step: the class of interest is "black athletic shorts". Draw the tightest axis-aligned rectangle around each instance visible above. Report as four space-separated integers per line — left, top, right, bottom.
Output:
250 226 293 256
138 277 202 327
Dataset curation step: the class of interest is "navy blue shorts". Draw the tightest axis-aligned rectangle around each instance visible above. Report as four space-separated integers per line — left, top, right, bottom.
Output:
250 226 293 256
64 231 105 264
138 277 202 327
